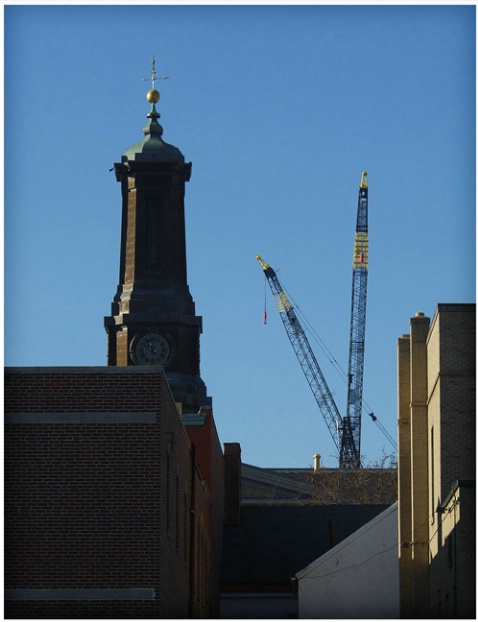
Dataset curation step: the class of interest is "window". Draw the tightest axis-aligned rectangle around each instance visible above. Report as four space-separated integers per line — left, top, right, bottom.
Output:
175 473 180 551
184 489 189 563
166 451 171 533
447 536 453 569
431 426 435 524
145 196 162 272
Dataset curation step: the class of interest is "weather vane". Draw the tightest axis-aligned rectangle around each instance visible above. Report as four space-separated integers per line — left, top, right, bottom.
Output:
142 56 169 91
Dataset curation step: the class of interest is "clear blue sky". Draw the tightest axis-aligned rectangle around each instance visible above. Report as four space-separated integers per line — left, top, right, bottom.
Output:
4 4 475 468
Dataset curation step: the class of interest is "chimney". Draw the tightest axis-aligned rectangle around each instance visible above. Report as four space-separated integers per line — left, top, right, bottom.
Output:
224 443 242 526
313 453 321 473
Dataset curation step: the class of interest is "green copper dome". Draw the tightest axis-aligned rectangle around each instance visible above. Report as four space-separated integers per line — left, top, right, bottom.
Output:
122 102 184 163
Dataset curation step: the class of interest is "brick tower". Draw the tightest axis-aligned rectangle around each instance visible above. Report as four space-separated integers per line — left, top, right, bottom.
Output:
104 61 211 413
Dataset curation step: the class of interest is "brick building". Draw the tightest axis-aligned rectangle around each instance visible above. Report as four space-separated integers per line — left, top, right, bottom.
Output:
397 304 475 618
4 366 223 618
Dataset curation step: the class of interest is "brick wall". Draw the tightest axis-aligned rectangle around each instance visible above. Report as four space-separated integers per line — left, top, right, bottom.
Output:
4 367 217 619
409 313 431 617
429 481 476 618
189 468 213 618
223 443 242 526
433 305 476 497
397 333 413 617
398 304 475 618
183 410 225 617
427 305 476 619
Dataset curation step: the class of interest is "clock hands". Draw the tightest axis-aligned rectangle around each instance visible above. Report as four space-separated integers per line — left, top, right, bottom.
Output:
147 339 157 355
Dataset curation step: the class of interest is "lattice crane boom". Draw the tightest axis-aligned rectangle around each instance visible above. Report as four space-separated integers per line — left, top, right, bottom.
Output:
256 255 343 453
342 171 369 468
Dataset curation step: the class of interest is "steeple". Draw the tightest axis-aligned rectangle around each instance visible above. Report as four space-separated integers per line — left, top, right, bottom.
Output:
122 58 184 163
104 60 211 413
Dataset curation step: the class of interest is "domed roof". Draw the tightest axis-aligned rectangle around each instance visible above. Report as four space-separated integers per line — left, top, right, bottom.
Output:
122 103 184 163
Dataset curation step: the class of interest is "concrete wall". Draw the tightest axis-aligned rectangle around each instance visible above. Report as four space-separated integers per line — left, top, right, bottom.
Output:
296 503 399 619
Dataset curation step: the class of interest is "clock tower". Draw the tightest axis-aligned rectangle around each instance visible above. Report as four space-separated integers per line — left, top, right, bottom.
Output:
104 61 211 413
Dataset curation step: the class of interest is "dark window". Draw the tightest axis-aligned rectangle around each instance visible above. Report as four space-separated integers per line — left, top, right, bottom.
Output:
175 473 180 551
145 196 162 271
166 451 171 533
447 536 453 569
431 427 435 524
184 490 189 562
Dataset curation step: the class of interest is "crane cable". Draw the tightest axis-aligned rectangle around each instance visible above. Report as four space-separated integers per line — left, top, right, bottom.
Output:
263 274 268 325
368 412 397 450
295 296 397 450
283 284 348 385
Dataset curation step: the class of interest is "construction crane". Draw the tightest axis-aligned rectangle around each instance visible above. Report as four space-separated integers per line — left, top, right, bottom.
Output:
342 171 368 468
257 171 369 468
256 254 343 454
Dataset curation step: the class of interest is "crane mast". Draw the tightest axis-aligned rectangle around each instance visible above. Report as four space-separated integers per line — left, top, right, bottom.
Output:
257 172 368 468
342 172 368 468
256 255 343 454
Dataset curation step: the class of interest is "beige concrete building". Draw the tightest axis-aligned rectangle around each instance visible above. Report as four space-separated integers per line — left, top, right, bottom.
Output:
296 503 399 619
397 304 475 618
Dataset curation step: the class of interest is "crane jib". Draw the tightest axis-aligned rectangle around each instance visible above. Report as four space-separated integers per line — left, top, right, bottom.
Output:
258 260 343 454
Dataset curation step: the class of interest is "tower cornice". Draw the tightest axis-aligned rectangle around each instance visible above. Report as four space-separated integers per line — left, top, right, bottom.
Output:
114 160 191 182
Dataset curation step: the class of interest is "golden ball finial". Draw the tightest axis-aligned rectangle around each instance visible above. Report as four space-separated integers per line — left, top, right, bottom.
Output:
147 89 160 104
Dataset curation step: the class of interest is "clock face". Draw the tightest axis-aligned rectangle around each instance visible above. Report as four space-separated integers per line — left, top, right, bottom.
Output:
130 333 173 366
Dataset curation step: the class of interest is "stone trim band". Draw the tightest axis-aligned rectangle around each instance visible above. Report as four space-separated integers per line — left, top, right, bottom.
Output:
5 412 157 424
4 588 156 601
